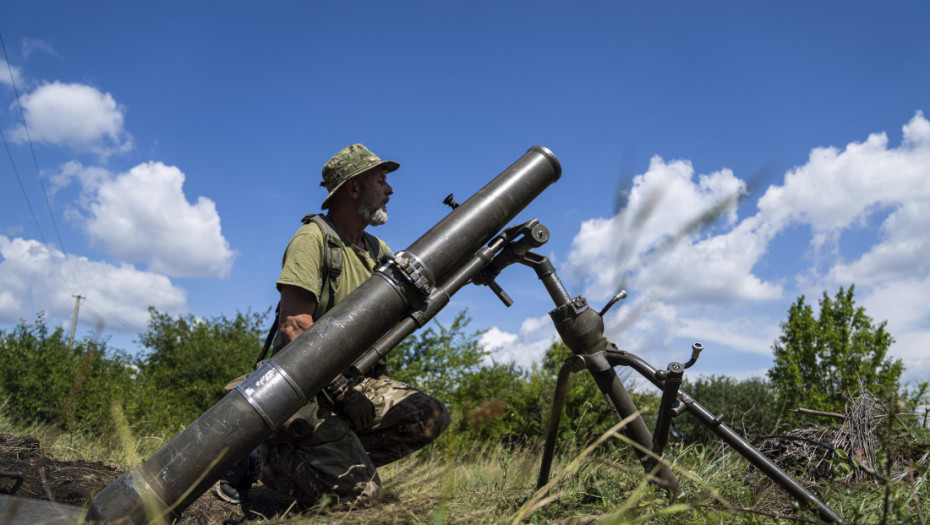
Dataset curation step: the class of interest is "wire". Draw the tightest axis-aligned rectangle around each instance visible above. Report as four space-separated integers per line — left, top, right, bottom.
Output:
2 32 155 341
0 32 72 261
81 299 148 335
1 127 49 245
1 32 82 293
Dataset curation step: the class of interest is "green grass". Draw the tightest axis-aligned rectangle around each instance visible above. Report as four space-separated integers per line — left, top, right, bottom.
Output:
261 424 927 524
2 407 926 524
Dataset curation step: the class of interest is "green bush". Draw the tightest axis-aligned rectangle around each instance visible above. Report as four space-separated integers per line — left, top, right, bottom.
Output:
0 314 135 433
130 307 268 434
676 375 784 443
768 285 902 422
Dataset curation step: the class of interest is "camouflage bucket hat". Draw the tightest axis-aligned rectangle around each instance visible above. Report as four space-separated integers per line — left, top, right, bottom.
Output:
320 144 399 209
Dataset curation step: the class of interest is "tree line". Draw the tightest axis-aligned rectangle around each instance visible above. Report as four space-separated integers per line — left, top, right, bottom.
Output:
0 286 925 447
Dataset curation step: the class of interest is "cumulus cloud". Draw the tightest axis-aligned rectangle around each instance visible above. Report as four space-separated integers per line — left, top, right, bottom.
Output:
493 111 930 384
0 235 186 331
480 313 558 370
10 81 132 157
565 155 762 306
50 160 112 202
757 111 930 254
81 162 236 277
856 277 930 381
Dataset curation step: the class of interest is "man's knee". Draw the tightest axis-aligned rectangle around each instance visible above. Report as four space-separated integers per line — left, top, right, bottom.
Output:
424 397 450 440
399 394 450 446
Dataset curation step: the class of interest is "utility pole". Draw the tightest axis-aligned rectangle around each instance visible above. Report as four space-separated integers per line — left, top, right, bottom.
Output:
68 294 84 349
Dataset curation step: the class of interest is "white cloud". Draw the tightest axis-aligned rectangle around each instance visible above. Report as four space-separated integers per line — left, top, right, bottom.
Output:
11 81 132 157
857 278 930 383
565 155 766 307
82 162 236 277
679 314 779 358
50 161 112 203
542 111 930 385
757 111 930 251
0 235 186 331
480 313 558 370
0 60 23 87
827 201 930 286
21 38 61 60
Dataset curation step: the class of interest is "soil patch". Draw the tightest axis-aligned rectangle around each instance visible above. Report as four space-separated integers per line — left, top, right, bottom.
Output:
0 432 304 524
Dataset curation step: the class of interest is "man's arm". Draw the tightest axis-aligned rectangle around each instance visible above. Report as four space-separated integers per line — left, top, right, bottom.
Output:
279 283 375 429
278 284 318 343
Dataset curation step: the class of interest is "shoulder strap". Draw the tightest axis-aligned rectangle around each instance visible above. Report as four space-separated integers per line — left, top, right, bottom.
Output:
302 214 342 319
258 214 353 365
298 214 384 319
254 301 280 366
361 231 384 262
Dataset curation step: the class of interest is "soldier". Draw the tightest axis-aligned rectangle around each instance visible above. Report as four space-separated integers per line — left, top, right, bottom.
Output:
217 144 450 506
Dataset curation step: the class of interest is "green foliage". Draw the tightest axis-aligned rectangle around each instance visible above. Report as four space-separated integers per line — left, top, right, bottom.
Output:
388 312 547 443
534 340 647 446
388 311 489 405
677 375 783 442
767 285 903 418
390 318 658 448
0 308 267 437
131 307 268 433
0 313 134 432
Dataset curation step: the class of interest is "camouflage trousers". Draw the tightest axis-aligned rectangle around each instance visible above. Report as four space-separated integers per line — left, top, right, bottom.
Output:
257 376 449 506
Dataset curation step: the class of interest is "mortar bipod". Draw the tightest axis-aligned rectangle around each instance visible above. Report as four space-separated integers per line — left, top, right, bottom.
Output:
470 217 846 522
534 346 683 496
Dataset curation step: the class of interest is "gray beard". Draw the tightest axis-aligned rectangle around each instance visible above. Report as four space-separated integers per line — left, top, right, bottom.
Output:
362 206 388 226
358 183 388 226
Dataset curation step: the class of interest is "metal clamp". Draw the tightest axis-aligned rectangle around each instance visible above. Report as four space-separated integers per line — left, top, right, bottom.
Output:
384 251 434 297
234 361 308 431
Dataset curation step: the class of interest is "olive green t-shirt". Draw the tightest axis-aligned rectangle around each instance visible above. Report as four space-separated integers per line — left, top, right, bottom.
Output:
276 218 391 317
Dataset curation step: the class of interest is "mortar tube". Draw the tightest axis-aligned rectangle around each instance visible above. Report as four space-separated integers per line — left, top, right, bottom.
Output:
87 146 561 523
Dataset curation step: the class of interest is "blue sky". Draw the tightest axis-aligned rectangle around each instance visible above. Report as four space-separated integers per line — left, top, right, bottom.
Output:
1 2 928 387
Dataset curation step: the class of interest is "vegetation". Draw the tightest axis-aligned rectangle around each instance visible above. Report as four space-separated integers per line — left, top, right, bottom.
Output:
2 410 925 524
0 284 927 523
768 285 903 421
0 308 266 437
677 375 784 443
132 306 266 432
0 313 135 434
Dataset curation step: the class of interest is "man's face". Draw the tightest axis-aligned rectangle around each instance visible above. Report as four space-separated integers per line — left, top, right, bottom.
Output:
357 169 393 226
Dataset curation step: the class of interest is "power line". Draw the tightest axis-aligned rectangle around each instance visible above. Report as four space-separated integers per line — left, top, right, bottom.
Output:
1 113 81 295
2 33 149 340
81 299 148 335
1 31 81 292
1 126 49 244
0 32 71 259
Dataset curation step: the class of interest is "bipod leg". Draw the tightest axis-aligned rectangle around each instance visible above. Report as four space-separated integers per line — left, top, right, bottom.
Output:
605 349 846 523
679 391 847 523
652 362 683 457
586 351 681 495
536 355 586 490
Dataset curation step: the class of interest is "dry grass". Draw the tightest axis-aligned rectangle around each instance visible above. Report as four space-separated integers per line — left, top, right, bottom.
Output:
2 401 927 524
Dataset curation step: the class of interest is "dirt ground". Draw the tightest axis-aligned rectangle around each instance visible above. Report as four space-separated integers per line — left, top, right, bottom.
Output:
0 432 312 524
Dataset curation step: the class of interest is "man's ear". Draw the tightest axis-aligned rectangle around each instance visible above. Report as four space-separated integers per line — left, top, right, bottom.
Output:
346 178 361 199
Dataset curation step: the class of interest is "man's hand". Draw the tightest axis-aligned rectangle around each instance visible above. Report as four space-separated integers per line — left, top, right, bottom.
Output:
334 387 376 431
279 284 318 343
